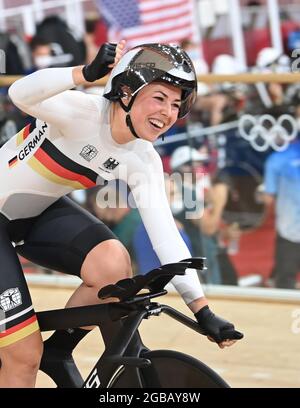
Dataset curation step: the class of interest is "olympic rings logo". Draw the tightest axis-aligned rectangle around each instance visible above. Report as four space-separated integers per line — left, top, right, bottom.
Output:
238 114 298 152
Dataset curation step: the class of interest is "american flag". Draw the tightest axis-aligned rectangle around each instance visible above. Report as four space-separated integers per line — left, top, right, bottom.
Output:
96 0 197 49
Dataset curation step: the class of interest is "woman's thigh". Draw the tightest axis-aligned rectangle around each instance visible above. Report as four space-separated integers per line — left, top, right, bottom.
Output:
16 197 116 277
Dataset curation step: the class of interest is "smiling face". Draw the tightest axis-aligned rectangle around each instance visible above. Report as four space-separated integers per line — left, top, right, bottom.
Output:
128 82 182 142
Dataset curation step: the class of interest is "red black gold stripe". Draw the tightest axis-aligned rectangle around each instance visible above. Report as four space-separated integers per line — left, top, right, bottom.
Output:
16 119 37 146
28 139 98 189
0 315 39 348
8 155 18 168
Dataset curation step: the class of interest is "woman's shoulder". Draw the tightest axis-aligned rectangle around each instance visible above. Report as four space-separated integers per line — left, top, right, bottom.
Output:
55 87 103 113
132 142 162 165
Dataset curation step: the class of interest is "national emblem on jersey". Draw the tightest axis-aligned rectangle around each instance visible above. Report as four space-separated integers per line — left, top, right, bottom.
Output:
0 288 22 312
80 145 98 162
103 157 119 170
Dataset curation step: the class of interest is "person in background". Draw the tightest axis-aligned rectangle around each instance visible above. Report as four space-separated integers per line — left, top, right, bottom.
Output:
34 16 86 67
0 32 27 75
192 54 246 126
180 39 209 79
205 178 241 286
169 145 222 284
170 146 241 285
246 47 291 115
84 17 100 65
0 94 28 147
29 37 54 71
263 138 300 289
87 181 141 256
133 176 193 275
29 34 84 71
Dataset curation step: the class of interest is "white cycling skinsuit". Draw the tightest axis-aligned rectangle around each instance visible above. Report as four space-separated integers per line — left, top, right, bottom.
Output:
0 67 204 348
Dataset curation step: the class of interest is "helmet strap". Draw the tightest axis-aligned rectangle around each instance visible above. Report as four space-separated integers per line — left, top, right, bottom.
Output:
125 114 140 139
118 95 141 139
119 98 130 113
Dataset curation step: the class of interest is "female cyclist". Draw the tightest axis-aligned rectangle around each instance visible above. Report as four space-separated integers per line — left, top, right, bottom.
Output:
0 41 243 387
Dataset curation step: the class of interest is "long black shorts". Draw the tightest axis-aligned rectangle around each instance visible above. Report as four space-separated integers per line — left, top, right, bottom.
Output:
0 197 116 348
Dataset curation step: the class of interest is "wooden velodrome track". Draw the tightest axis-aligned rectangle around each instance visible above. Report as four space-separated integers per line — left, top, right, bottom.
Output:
30 285 300 388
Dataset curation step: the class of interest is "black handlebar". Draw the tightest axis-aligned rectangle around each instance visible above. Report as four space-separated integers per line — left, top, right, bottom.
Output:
98 257 205 301
161 305 206 335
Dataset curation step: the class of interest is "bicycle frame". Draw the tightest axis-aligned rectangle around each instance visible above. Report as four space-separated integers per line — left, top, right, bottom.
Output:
37 258 207 388
37 294 205 388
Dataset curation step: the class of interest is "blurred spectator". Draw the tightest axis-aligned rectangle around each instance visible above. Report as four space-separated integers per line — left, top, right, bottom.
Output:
86 181 140 256
91 15 108 47
29 34 87 72
246 47 291 115
169 145 222 284
0 94 28 147
1 33 32 136
84 17 102 64
29 37 54 71
169 145 261 286
34 16 86 67
263 138 300 289
0 32 27 75
256 47 290 74
287 29 300 55
284 84 300 128
180 38 209 77
244 1 262 31
192 54 246 126
203 174 241 286
180 38 211 100
215 163 265 230
80 18 107 96
212 54 245 80
132 176 193 276
170 145 210 198
211 162 268 286
0 94 14 146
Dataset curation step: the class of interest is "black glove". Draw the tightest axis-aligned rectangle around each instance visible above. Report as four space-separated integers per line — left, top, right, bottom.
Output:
82 42 117 82
194 306 244 343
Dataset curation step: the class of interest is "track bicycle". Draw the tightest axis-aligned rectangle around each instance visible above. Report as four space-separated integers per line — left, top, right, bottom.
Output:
37 257 229 388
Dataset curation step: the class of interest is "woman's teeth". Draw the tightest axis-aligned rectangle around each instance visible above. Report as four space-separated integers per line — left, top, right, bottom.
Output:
149 119 164 129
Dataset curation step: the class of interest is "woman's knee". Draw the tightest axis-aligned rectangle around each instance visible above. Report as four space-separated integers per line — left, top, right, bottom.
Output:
0 331 43 373
81 239 132 287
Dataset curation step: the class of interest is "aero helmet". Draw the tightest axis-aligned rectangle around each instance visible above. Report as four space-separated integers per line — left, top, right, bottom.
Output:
103 43 198 119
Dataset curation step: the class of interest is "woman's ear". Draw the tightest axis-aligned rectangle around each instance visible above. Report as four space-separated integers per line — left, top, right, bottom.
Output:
120 85 132 107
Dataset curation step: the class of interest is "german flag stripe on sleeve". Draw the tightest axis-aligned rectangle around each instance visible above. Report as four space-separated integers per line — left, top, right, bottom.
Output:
29 139 98 189
16 119 37 146
0 315 39 348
